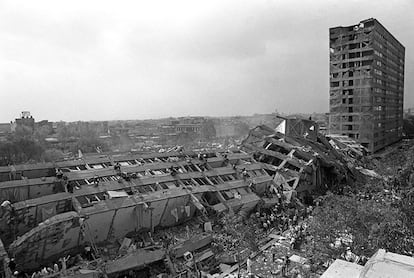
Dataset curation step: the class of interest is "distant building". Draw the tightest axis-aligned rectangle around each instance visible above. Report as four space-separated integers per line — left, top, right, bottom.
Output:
164 117 204 135
13 111 35 133
0 123 11 142
404 108 414 119
328 18 405 152
175 123 202 133
35 120 53 135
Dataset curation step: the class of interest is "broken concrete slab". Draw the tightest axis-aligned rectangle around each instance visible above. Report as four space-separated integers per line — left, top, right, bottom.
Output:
171 233 212 258
105 247 166 274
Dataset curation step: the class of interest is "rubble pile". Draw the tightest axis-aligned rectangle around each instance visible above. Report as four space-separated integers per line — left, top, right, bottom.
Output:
241 123 354 199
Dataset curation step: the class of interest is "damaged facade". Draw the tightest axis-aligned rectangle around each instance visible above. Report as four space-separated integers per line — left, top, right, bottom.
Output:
328 18 405 153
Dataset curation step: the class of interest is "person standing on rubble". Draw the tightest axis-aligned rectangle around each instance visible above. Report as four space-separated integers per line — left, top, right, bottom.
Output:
281 257 287 277
57 174 68 193
306 206 313 217
83 245 94 261
9 164 17 180
93 175 99 187
66 181 74 193
8 258 16 273
56 168 63 179
285 256 291 276
170 166 177 176
242 168 248 180
2 200 16 239
162 234 172 251
292 213 298 226
114 162 121 174
290 236 296 250
40 267 48 276
222 154 229 167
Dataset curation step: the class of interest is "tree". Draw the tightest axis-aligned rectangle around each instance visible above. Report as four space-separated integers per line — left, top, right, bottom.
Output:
0 138 44 165
56 125 74 150
42 149 65 162
14 125 34 139
33 125 53 143
71 136 108 154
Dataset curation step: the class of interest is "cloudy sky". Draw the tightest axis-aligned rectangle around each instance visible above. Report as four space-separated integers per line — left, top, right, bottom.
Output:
0 0 412 122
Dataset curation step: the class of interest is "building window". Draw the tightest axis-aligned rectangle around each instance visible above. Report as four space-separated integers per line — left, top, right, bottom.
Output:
374 69 382 76
374 50 383 57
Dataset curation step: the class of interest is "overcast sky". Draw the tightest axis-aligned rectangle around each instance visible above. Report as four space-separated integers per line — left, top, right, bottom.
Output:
0 0 412 122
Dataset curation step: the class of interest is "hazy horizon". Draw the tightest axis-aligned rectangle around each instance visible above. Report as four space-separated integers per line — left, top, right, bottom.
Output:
3 111 313 124
1 0 413 122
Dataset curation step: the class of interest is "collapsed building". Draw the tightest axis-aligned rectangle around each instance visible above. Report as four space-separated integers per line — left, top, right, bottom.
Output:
0 119 358 277
241 118 355 201
0 150 272 276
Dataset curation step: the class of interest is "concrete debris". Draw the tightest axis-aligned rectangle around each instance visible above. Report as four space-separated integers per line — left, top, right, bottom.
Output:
289 254 308 265
204 222 212 233
356 167 382 179
171 233 212 258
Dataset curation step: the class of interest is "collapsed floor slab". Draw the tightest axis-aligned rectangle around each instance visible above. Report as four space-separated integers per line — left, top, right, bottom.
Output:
241 123 354 199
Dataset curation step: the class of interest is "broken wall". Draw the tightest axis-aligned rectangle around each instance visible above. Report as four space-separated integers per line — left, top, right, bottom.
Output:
0 193 74 246
0 178 61 203
9 212 83 271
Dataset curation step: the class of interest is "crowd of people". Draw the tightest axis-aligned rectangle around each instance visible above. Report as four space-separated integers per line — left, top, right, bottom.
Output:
7 245 95 278
253 204 312 251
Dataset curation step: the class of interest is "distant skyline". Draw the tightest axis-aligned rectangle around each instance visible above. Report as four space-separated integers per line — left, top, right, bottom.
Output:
1 0 413 122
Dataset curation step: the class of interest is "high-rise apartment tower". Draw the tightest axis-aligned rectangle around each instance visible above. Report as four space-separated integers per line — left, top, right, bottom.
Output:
328 18 405 153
